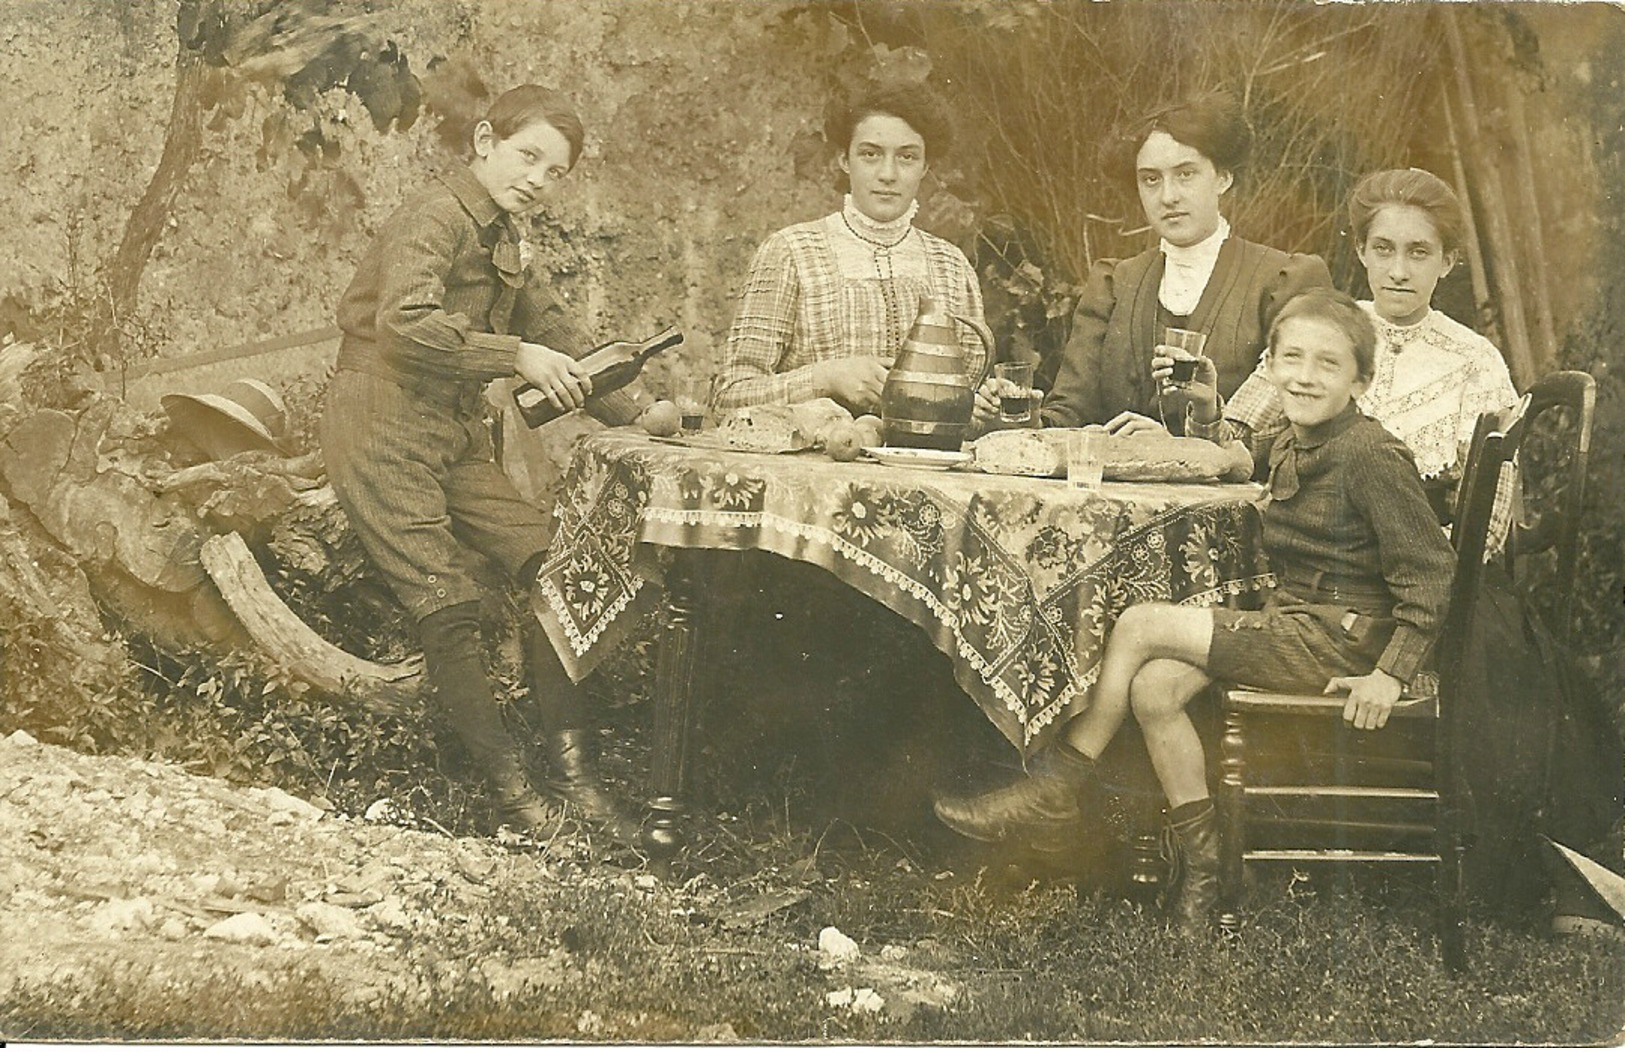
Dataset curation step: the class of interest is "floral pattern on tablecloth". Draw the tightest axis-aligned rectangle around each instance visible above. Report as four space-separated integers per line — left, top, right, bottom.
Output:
535 430 1271 755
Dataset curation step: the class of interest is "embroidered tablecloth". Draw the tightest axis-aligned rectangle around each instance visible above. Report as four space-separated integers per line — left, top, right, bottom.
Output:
535 429 1271 755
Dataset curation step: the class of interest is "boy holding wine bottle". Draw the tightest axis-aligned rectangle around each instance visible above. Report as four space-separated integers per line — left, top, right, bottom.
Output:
320 84 644 841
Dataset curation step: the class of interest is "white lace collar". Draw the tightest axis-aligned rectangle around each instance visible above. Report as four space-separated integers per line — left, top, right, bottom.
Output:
1371 307 1433 352
842 193 918 246
1159 215 1230 316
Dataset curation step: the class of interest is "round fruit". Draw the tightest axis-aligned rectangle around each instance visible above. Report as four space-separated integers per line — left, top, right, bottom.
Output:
825 423 864 462
853 414 885 448
641 400 682 437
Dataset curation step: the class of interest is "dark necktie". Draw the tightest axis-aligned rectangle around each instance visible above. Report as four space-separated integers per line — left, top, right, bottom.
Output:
1267 431 1300 501
489 216 524 334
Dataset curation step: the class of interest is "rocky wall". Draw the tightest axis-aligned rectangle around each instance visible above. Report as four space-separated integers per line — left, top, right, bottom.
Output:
0 0 850 403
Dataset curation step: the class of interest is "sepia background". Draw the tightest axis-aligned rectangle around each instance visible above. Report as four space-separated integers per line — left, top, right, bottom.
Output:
0 1 1621 1042
3 0 1620 643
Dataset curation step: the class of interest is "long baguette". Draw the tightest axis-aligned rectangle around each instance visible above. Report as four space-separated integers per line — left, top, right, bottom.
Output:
970 428 1253 482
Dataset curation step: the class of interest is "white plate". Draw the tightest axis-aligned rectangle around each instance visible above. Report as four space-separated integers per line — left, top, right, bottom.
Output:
862 446 972 471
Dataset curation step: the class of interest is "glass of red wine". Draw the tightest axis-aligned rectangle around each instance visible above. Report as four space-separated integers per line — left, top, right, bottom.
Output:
994 361 1036 425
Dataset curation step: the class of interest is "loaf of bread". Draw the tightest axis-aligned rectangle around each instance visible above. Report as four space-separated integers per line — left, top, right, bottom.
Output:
968 428 1064 477
970 428 1253 483
715 398 854 453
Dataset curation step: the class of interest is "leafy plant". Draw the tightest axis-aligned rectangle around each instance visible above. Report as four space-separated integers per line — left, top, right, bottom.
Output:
18 214 167 408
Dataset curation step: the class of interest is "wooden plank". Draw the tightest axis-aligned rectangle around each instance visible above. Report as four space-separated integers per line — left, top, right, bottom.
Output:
103 326 341 384
1244 785 1438 800
1245 850 1439 863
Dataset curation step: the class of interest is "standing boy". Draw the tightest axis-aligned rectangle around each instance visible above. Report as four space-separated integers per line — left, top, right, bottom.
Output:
321 85 642 840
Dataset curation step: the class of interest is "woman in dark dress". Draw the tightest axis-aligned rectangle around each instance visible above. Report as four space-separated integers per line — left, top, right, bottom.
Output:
1040 90 1330 436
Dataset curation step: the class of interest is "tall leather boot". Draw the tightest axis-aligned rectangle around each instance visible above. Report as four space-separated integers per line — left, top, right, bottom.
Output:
543 728 641 845
485 752 559 833
523 621 641 845
421 602 553 833
1164 799 1221 935
932 743 1097 854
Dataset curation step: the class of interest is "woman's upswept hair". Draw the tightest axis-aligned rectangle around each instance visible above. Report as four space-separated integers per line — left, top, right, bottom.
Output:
825 79 955 160
1268 287 1378 382
1108 88 1251 181
1348 167 1465 256
481 84 586 169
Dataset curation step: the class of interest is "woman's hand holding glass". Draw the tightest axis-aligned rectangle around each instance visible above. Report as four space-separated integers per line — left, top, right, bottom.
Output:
971 377 1001 433
518 341 593 412
1152 346 1221 425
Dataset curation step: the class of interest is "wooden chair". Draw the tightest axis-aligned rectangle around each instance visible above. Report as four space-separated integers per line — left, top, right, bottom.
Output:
1490 372 1607 917
1216 407 1518 971
1501 370 1595 635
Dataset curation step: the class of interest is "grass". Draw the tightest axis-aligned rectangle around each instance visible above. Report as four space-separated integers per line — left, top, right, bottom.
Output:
6 824 1622 1044
4 557 1622 1044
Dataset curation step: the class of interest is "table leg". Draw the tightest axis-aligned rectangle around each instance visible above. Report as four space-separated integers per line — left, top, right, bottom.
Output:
1128 806 1166 900
643 548 707 859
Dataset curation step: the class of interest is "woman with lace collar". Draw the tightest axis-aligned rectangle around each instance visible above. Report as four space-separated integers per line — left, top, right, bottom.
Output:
1350 169 1519 487
711 80 986 414
1208 168 1518 519
1040 90 1331 436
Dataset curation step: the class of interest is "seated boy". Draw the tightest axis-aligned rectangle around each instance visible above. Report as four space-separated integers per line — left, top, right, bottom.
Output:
933 287 1458 932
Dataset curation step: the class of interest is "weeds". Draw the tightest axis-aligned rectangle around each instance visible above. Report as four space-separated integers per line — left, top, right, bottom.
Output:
6 842 1618 1043
18 213 166 408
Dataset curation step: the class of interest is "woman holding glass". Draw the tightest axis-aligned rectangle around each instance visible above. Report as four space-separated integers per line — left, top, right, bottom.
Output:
1039 90 1331 436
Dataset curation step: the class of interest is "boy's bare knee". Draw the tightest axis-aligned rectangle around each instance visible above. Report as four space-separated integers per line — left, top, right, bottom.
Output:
1130 663 1187 722
1112 604 1161 653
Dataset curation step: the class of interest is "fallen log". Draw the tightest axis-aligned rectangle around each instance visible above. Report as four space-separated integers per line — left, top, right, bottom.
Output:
0 497 131 726
199 532 422 716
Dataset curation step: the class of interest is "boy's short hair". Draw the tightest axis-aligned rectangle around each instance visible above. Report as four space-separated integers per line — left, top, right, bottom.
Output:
1267 287 1377 381
483 85 586 169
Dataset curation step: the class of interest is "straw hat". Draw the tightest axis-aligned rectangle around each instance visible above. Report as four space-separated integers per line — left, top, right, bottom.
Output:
161 378 288 460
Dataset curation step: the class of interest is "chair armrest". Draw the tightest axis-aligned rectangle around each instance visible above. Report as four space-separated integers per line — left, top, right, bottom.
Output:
1222 689 1438 719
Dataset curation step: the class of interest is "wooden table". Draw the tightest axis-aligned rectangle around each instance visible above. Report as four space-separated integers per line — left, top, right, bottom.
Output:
533 429 1272 855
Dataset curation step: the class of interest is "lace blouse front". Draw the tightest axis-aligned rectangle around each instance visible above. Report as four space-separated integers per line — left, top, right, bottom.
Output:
1357 303 1519 481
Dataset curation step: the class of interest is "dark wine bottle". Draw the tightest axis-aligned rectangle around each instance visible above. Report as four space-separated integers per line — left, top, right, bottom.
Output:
512 326 684 428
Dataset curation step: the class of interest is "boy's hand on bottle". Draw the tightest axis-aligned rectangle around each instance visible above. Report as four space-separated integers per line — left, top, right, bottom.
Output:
816 356 893 414
518 342 593 411
1326 668 1402 730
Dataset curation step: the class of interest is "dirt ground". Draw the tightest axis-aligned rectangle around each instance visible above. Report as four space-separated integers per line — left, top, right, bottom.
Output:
0 720 974 1038
0 726 610 1015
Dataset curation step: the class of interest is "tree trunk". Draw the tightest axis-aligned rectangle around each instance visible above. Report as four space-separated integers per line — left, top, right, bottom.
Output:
0 499 131 730
199 532 422 716
1442 93 1493 317
1503 83 1560 370
106 21 208 325
1442 8 1538 388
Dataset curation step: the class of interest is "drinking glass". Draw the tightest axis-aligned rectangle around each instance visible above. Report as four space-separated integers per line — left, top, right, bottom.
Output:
1163 328 1208 385
994 361 1036 424
676 396 706 433
1067 430 1106 490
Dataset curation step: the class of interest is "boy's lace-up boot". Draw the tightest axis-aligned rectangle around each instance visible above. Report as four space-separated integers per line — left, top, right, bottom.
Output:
543 728 642 846
420 602 554 834
932 743 1097 854
1163 799 1221 934
486 754 560 834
